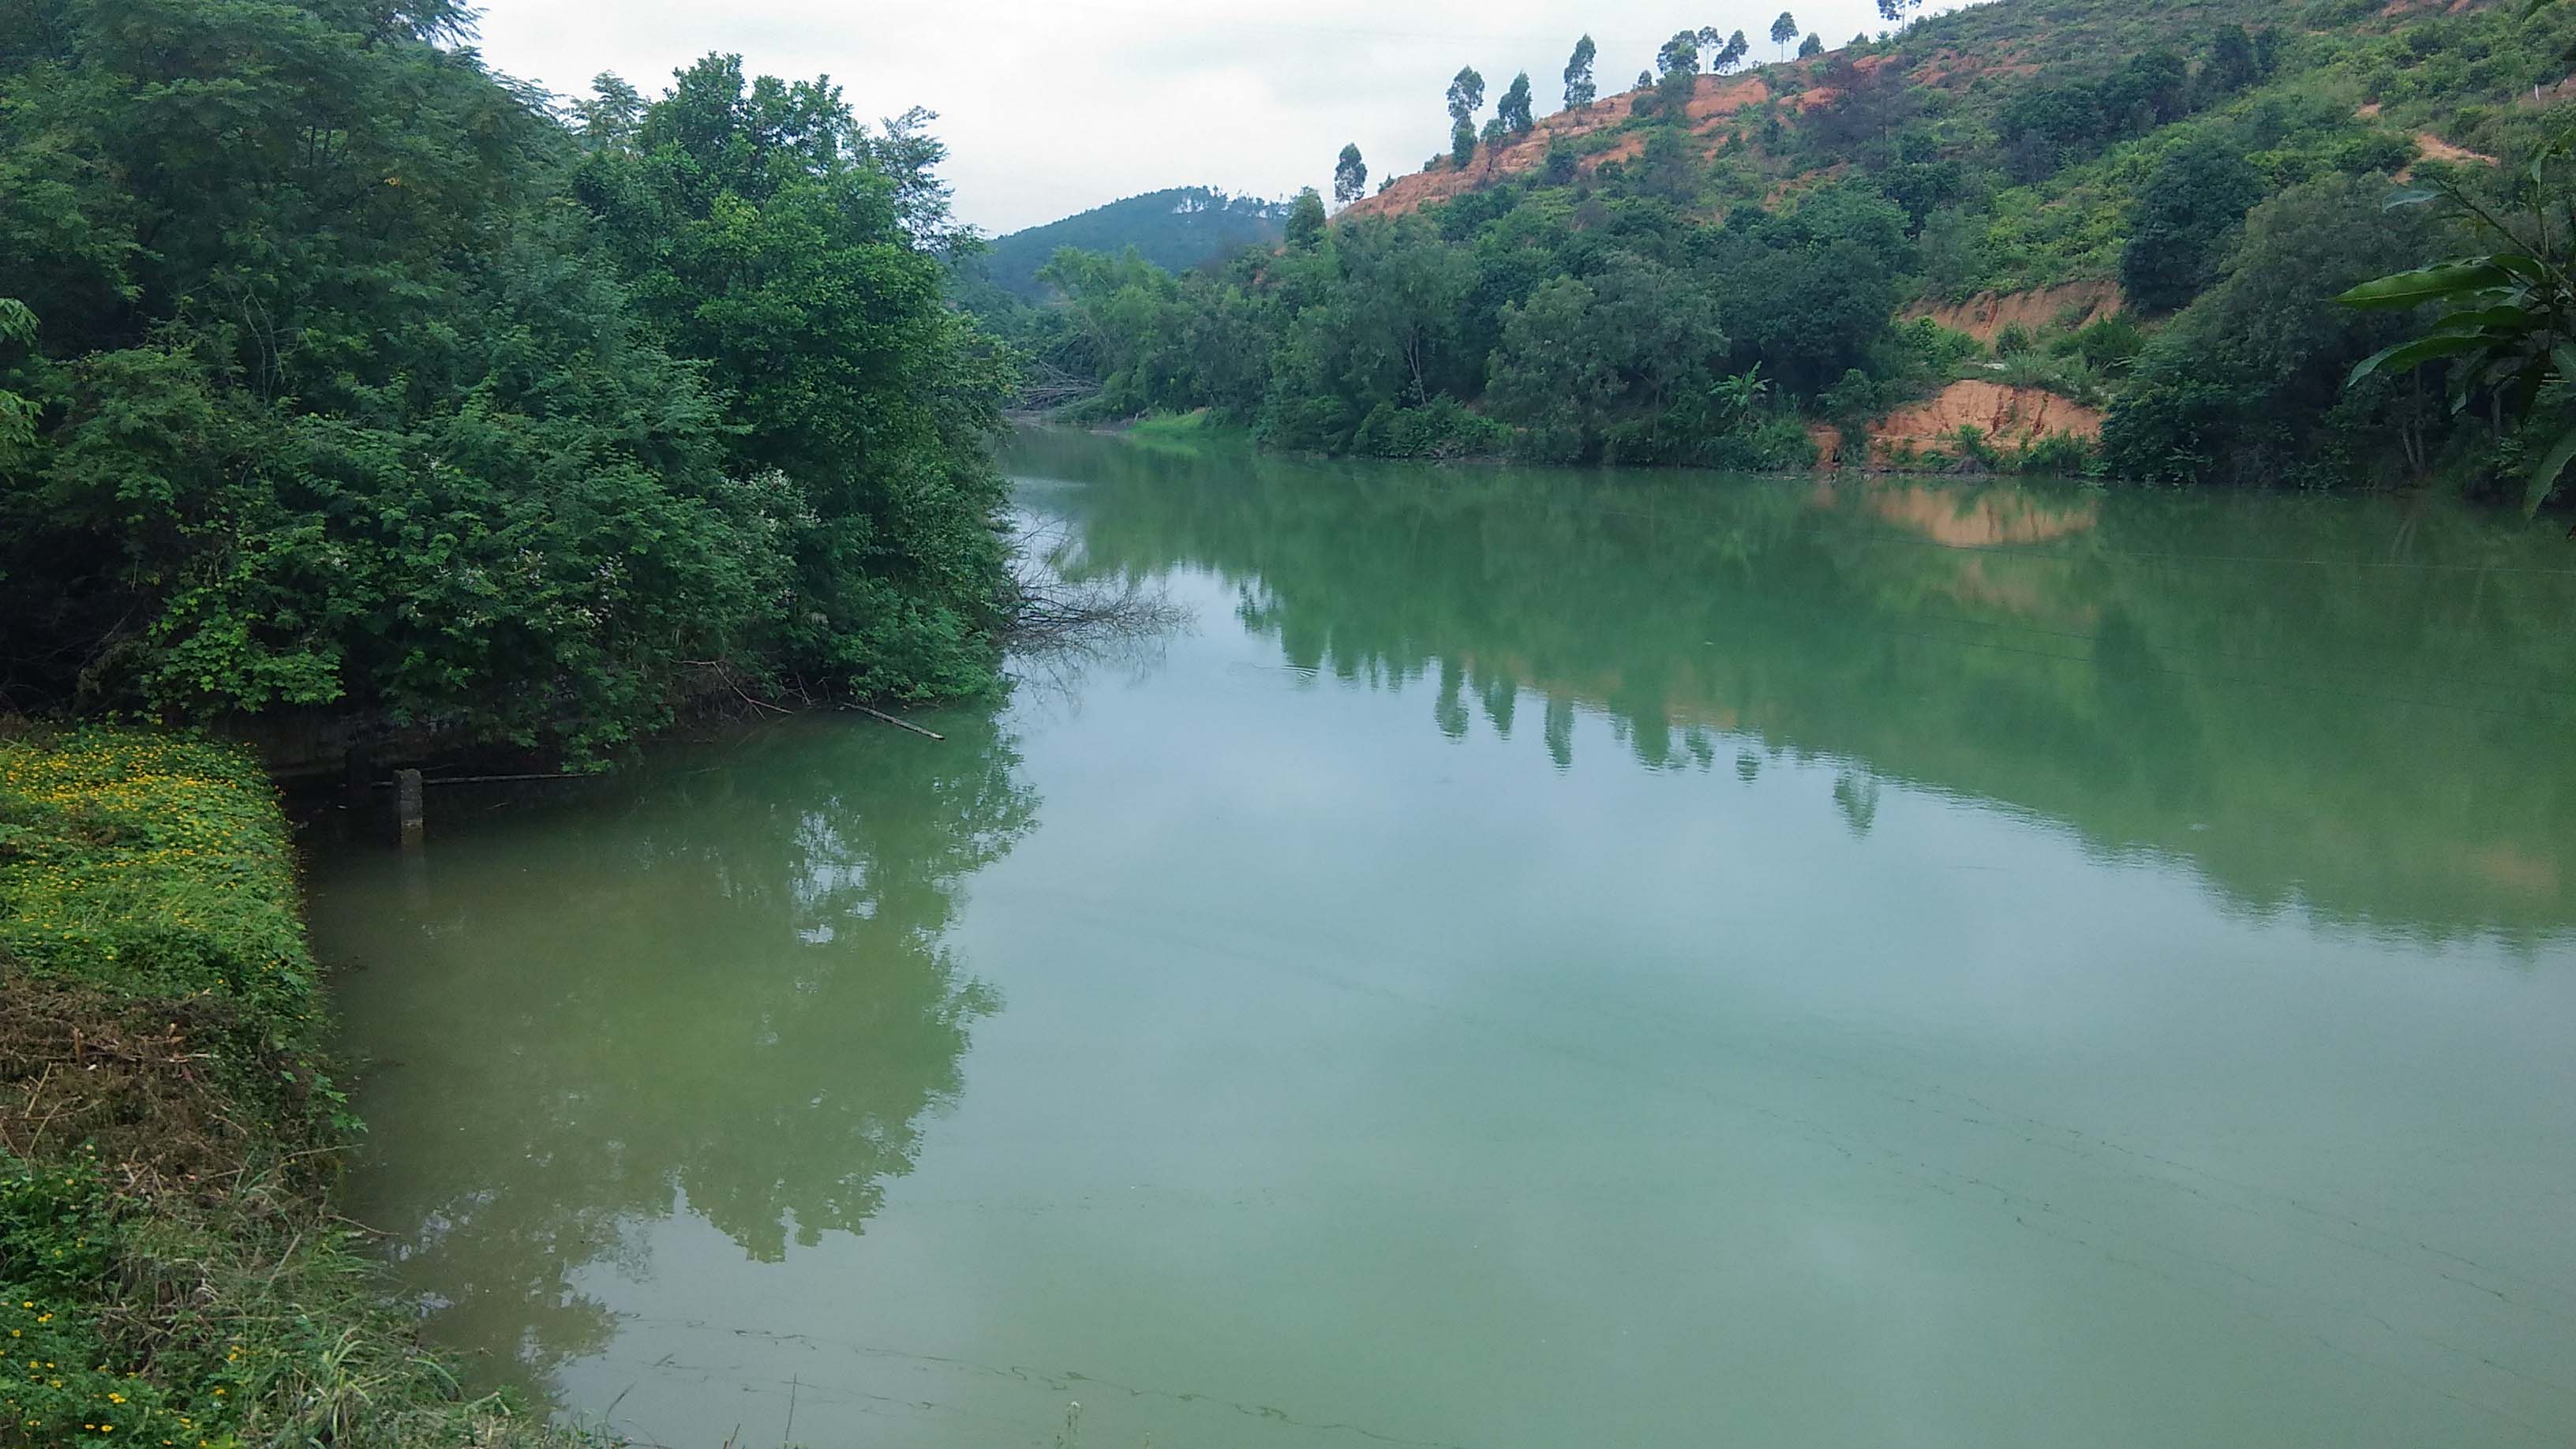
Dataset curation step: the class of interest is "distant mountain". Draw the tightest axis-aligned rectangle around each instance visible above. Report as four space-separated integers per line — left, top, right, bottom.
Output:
973 187 1292 299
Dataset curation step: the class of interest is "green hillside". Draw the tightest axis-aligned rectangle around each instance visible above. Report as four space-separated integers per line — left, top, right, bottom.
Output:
968 185 1291 299
976 0 2576 500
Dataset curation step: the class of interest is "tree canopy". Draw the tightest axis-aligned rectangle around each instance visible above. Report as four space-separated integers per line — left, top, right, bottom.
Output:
0 0 1013 750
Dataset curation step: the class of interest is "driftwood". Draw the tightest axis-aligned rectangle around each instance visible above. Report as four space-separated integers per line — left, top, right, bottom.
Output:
849 704 944 740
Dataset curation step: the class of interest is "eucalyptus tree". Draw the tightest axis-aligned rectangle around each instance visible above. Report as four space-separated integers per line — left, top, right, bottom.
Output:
1772 13 1799 60
1447 66 1486 166
1497 73 1536 137
1334 144 1368 204
1563 34 1598 108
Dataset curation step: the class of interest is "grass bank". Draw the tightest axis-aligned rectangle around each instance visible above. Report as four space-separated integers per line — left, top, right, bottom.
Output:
0 726 566 1449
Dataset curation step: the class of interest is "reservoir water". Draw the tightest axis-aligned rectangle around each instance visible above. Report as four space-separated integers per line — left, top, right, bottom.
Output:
312 429 2576 1448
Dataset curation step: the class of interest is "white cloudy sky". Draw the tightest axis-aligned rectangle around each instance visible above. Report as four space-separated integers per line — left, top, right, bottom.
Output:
465 1 1971 235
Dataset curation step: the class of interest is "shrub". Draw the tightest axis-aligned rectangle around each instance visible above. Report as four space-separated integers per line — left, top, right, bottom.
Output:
1354 398 1512 459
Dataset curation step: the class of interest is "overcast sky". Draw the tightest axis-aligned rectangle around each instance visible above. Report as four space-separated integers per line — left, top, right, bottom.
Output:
465 1 1972 236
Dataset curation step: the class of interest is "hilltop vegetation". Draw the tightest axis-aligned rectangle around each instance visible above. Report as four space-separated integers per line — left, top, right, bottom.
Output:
974 0 2576 500
962 186 1292 301
0 0 1015 754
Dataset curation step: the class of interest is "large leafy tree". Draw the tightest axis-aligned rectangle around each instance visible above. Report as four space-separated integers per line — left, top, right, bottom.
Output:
1773 13 1800 60
2107 176 2446 487
575 59 1015 702
0 2 1009 747
2119 137 2266 312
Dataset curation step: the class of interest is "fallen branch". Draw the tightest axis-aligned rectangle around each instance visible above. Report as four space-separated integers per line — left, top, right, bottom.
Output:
850 704 943 740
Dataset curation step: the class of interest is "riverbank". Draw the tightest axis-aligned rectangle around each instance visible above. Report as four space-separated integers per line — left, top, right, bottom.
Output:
0 725 573 1448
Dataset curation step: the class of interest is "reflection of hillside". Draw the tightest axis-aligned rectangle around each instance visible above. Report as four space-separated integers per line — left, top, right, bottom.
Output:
1015 428 2576 941
314 714 1035 1382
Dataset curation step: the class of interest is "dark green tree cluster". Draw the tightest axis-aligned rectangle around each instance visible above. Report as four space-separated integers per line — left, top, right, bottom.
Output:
0 0 1013 750
1035 163 1922 467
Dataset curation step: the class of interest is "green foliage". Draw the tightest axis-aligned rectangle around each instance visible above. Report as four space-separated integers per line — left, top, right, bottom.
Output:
2121 137 2267 312
970 187 1289 300
0 728 578 1448
1335 145 1368 205
1564 36 1599 110
1353 397 1512 459
2106 174 2447 485
2339 133 2576 511
0 731 315 1028
1497 73 1536 137
1287 188 1328 248
980 0 2576 492
0 4 1011 750
1447 66 1486 127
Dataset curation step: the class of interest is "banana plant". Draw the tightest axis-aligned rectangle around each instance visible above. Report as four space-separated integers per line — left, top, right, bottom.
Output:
2339 131 2576 514
1709 362 1772 428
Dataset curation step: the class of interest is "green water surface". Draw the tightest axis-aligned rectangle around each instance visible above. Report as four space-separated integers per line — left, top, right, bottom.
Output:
313 430 2576 1448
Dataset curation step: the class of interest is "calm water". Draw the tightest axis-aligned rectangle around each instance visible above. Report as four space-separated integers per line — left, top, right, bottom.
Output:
313 430 2576 1448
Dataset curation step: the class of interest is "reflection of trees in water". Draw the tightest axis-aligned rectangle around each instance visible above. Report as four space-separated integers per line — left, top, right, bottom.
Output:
327 713 1036 1383
1014 428 2576 939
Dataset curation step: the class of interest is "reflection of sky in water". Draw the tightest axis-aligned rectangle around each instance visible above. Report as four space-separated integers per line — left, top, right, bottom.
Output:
316 436 2576 1449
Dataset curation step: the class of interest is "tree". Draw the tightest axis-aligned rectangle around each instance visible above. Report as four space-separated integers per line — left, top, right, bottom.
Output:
1286 187 1327 246
1563 35 1598 109
1452 118 1478 167
1698 27 1752 75
1486 253 1731 462
1877 0 1923 24
1658 32 1702 78
1447 66 1487 126
573 72 644 148
1799 33 1825 58
1496 73 1536 137
2207 24 2261 97
1334 144 1368 205
1772 13 1799 61
2118 138 2267 312
2106 176 2446 487
0 5 1013 746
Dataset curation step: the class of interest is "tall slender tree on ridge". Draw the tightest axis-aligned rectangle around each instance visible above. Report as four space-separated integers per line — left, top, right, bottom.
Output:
1334 144 1368 205
1447 66 1486 167
1772 12 1799 61
1497 73 1536 137
1563 34 1598 109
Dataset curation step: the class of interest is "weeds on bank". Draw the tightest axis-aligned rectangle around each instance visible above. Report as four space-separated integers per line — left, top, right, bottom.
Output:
0 728 579 1448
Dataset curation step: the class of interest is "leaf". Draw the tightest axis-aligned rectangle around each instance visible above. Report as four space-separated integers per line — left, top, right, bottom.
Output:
2525 420 2576 515
2427 305 2542 335
2334 260 2517 309
2487 252 2552 284
2346 331 2488 388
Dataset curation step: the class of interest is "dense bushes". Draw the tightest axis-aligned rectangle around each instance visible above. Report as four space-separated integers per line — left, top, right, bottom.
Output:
2102 176 2449 488
0 0 1012 753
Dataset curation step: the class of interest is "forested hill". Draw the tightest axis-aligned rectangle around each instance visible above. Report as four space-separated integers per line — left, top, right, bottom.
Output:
987 0 2576 503
972 188 1294 298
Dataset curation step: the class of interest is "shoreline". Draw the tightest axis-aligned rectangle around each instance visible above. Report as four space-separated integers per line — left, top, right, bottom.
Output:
0 725 582 1449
